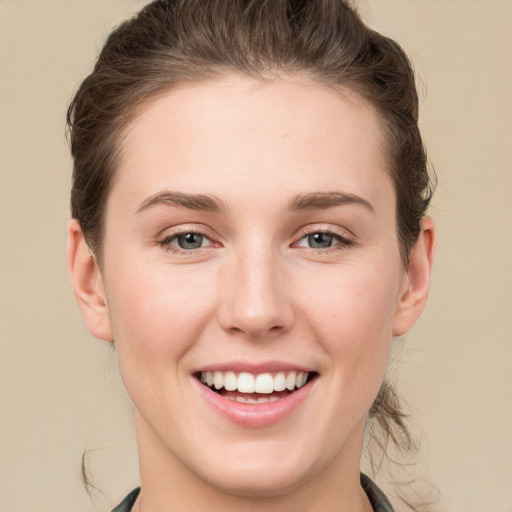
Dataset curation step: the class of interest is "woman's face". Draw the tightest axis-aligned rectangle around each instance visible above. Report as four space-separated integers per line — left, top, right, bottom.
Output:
81 76 427 497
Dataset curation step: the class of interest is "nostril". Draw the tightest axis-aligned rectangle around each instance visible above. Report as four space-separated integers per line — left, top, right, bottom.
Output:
217 277 295 339
227 322 288 340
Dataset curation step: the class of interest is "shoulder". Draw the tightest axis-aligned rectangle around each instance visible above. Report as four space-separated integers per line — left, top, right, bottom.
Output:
361 473 395 512
111 487 140 512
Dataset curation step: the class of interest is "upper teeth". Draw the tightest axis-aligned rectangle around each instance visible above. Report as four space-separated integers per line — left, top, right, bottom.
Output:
200 371 309 393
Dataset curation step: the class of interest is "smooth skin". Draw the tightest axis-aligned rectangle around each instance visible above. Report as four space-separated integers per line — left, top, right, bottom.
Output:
69 75 435 512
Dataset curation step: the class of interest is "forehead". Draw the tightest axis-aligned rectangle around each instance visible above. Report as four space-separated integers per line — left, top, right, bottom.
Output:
113 75 393 212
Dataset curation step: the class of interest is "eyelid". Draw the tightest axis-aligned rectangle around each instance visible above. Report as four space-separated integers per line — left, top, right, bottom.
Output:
292 224 356 250
156 224 220 254
154 223 355 255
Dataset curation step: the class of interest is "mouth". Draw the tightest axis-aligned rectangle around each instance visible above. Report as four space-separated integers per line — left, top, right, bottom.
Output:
195 370 318 404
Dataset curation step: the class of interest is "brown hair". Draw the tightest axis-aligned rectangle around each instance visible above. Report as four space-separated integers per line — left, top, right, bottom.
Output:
68 0 436 508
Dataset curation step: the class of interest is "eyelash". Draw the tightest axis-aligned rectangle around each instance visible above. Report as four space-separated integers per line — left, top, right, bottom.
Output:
157 228 355 254
157 229 215 254
294 229 355 252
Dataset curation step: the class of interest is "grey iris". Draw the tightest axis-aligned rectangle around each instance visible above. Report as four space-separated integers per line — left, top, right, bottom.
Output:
308 233 334 249
178 233 203 249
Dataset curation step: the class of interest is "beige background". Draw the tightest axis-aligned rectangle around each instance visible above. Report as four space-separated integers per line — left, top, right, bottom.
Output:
0 1 511 511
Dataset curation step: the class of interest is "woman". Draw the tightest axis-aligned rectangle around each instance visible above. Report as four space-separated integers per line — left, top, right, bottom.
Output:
67 1 435 511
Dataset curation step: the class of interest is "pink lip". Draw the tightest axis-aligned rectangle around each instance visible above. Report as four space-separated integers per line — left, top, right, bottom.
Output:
194 374 316 428
195 360 314 374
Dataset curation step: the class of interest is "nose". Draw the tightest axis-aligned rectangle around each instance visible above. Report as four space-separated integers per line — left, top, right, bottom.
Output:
217 246 294 340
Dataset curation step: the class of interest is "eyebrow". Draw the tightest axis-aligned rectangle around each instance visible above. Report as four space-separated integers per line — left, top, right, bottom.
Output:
136 191 226 214
136 190 374 215
288 192 374 213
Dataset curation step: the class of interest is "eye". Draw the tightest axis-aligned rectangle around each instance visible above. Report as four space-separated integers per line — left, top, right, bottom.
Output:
295 230 353 250
305 232 335 249
158 231 213 252
175 232 207 249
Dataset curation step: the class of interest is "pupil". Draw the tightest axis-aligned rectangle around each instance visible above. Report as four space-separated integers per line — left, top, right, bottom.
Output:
178 233 203 249
308 233 333 249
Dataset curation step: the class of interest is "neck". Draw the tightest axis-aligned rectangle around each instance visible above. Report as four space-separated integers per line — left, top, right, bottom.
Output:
134 414 373 512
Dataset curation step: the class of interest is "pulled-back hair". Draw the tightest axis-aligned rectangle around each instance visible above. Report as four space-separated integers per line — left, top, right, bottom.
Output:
67 0 436 509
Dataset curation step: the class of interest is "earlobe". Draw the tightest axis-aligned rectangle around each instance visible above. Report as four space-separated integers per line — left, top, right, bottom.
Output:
392 217 436 337
67 219 113 342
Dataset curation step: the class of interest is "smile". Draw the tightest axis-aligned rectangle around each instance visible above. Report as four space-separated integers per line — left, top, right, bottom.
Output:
196 370 316 408
193 362 319 427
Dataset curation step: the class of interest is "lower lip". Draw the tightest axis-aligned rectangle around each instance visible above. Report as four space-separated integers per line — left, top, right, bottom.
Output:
194 378 315 428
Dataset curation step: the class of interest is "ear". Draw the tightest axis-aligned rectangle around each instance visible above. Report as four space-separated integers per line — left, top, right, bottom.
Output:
67 219 113 342
392 217 436 337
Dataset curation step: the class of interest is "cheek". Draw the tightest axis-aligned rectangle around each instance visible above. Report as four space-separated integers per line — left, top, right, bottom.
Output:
104 259 217 387
298 260 400 385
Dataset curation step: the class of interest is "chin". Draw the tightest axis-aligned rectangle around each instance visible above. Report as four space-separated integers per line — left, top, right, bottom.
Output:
200 463 311 499
181 436 333 500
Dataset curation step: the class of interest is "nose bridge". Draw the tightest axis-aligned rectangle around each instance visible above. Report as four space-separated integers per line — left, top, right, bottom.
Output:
219 240 292 339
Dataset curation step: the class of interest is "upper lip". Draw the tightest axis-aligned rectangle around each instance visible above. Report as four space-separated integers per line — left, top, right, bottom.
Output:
194 360 317 374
